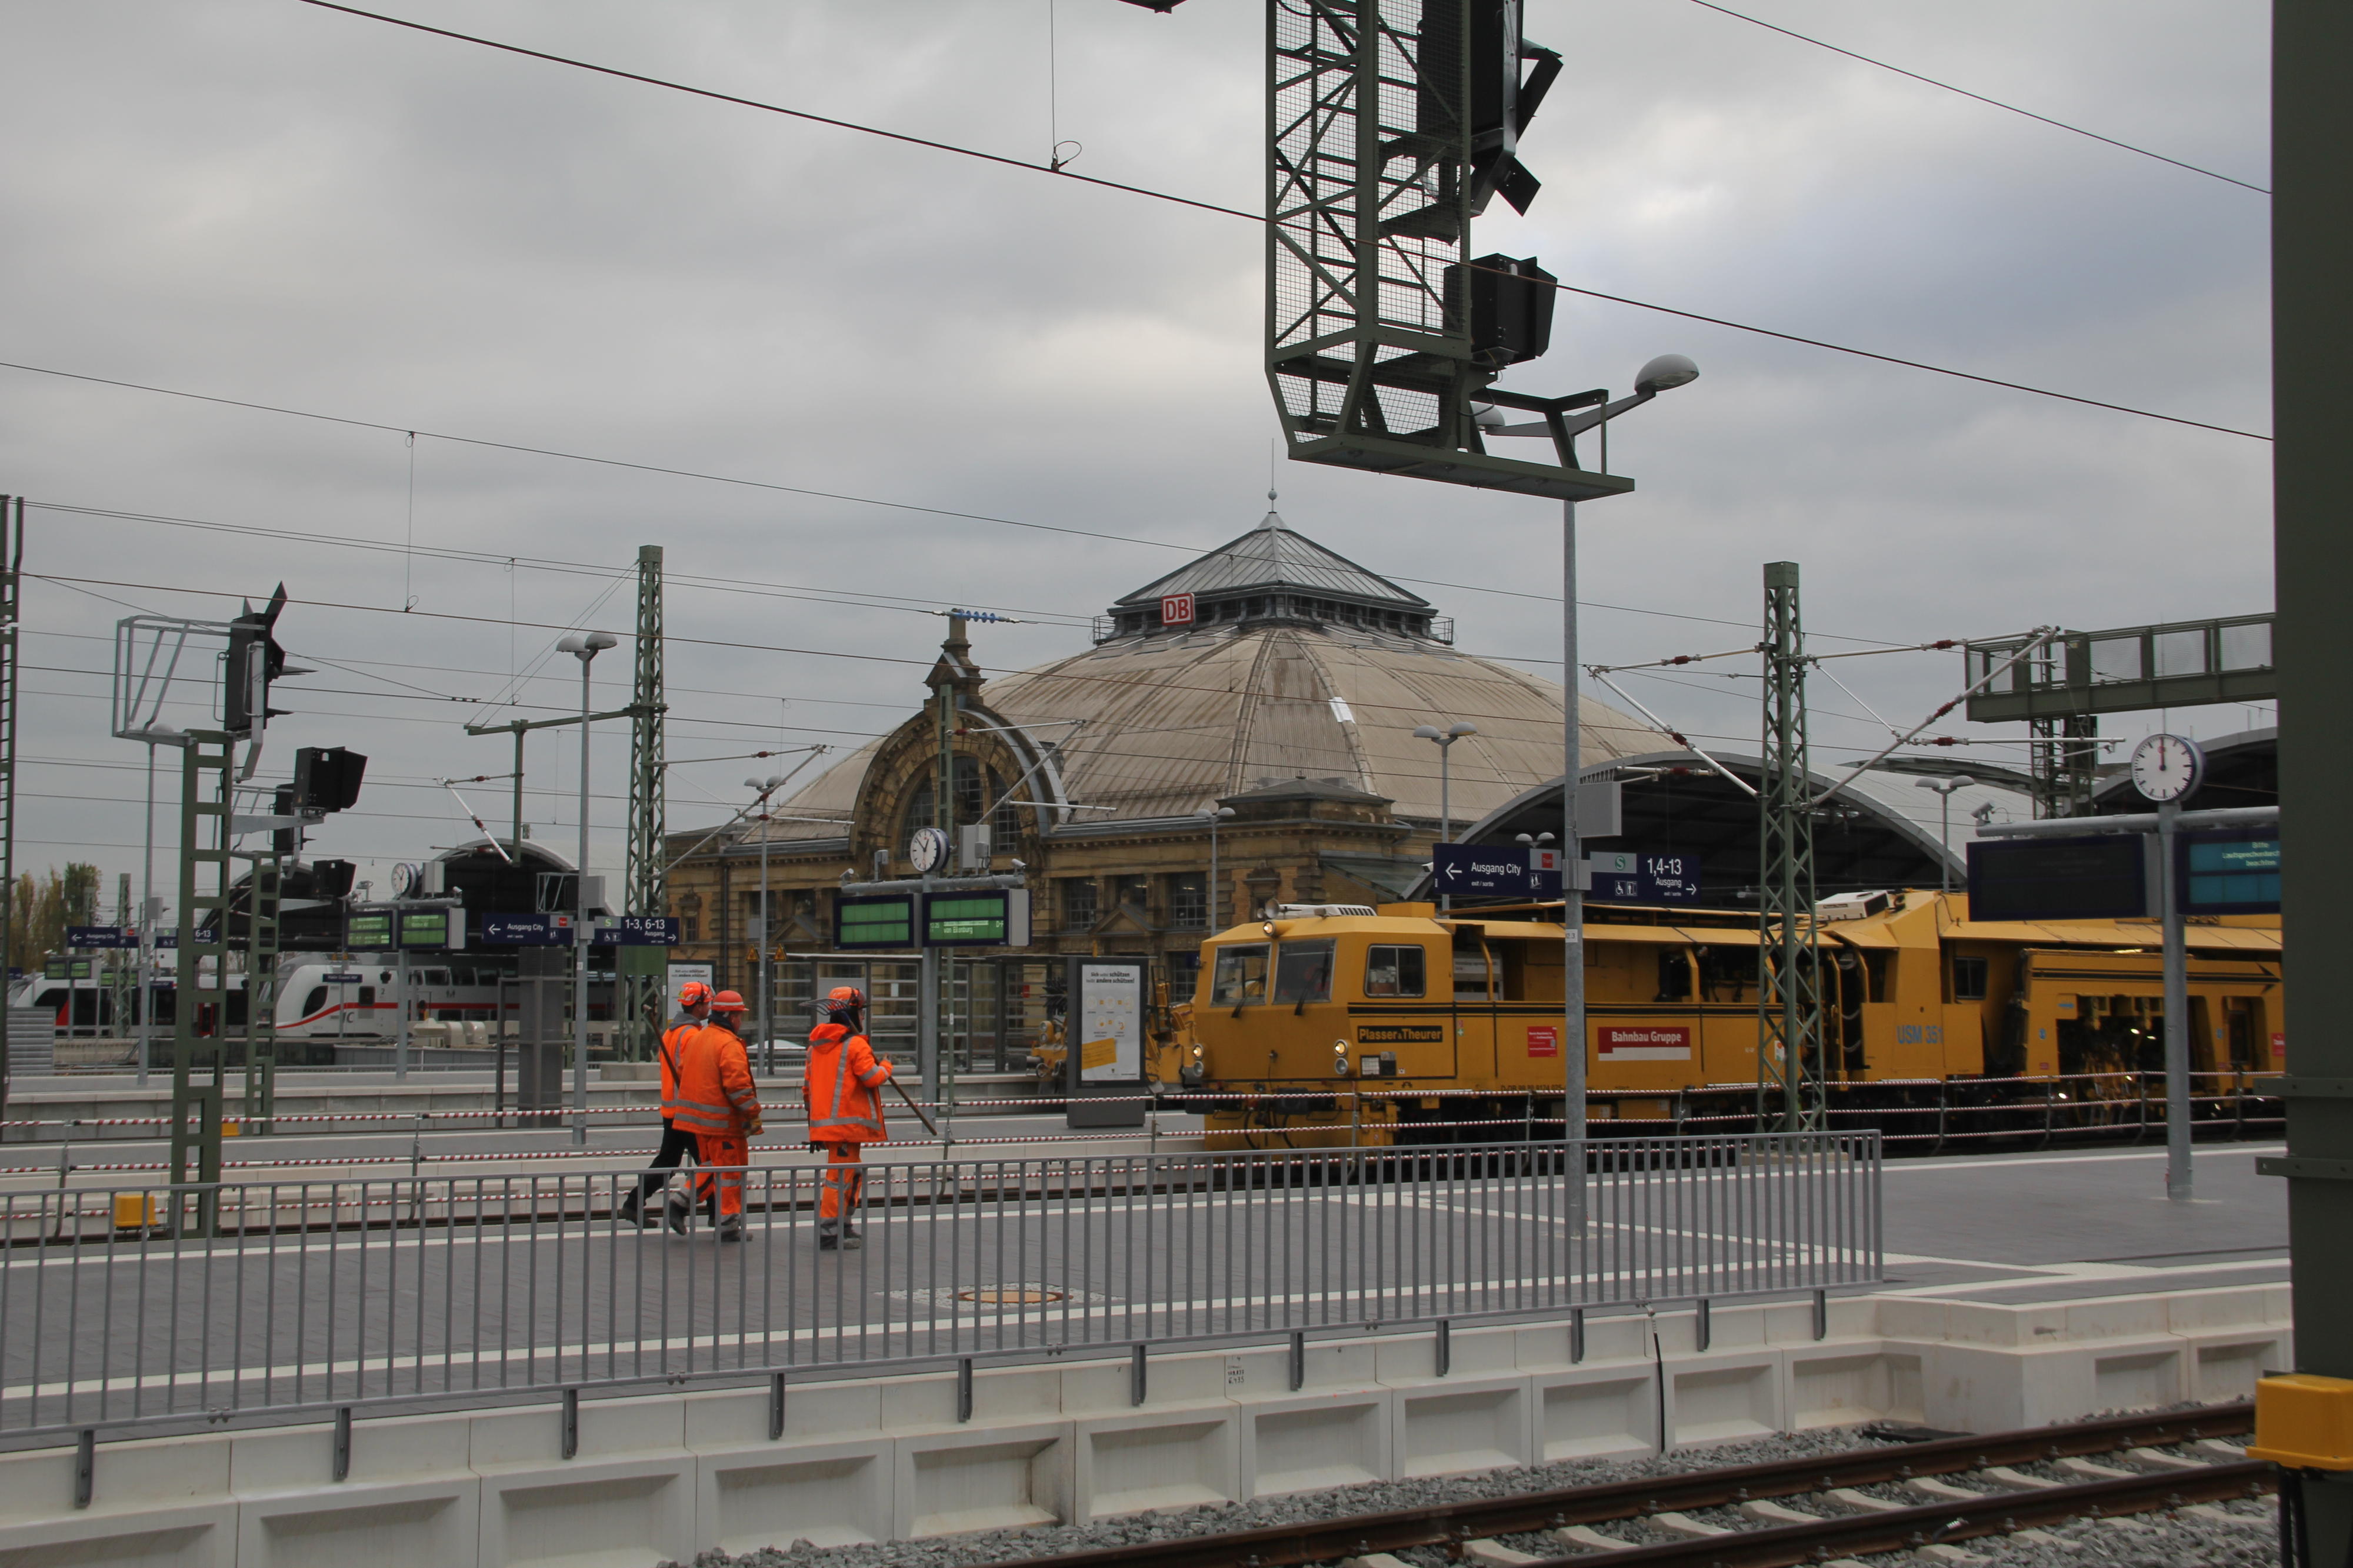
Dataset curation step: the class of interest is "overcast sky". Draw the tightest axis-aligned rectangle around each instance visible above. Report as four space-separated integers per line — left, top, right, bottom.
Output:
0 0 2272 911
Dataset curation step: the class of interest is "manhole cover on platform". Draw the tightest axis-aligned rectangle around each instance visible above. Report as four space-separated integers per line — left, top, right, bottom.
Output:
956 1286 1065 1306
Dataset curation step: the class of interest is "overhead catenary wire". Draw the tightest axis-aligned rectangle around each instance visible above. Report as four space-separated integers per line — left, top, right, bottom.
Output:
1681 0 2268 195
282 0 2271 442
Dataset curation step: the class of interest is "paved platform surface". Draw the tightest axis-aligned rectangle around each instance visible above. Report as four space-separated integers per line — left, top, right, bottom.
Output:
1876 1140 2286 1304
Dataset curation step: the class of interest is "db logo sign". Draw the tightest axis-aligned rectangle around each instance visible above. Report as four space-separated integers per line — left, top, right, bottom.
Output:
1161 592 1196 627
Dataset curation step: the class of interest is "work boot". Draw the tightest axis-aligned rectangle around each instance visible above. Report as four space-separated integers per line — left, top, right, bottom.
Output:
665 1192 692 1235
616 1191 642 1226
816 1224 840 1251
716 1215 744 1244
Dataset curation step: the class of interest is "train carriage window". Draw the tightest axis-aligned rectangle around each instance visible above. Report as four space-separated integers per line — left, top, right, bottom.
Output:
1210 945 1269 1006
1272 940 1336 1005
1452 948 1492 999
1951 956 1989 1002
1364 945 1427 998
1656 950 1693 1002
301 986 328 1017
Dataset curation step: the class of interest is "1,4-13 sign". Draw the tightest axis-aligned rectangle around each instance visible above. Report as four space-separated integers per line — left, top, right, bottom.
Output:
1586 852 1702 905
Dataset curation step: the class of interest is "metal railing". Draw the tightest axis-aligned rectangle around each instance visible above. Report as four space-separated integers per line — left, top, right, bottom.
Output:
0 1132 1879 1445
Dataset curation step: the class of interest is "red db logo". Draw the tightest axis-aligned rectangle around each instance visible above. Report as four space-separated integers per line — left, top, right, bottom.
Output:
1161 593 1196 627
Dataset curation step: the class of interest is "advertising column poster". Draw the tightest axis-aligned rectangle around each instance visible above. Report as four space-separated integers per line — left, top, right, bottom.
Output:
1066 959 1146 1128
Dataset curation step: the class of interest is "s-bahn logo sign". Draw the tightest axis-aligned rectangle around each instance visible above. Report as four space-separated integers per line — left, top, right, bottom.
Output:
1161 592 1195 627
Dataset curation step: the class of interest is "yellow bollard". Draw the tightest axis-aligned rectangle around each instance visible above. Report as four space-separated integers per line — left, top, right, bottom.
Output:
112 1193 158 1232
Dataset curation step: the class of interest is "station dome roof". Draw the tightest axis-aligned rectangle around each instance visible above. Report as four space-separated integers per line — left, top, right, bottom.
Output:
758 507 1668 840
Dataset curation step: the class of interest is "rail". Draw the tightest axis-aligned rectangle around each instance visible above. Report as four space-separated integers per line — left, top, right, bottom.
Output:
0 1132 1879 1446
976 1403 2263 1568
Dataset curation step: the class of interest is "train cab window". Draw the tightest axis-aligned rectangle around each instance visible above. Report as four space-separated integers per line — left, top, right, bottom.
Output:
1862 952 1891 1003
1452 948 1492 999
1656 950 1694 1002
1951 956 1989 1002
1272 940 1336 1005
301 986 328 1017
1211 945 1269 1006
1364 945 1427 998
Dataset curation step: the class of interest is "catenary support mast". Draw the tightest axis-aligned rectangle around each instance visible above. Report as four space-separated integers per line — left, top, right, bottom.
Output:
1757 561 1821 1131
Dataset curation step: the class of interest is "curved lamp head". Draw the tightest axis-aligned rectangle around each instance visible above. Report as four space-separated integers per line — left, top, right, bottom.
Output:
1413 722 1478 743
1634 353 1700 395
747 775 788 793
556 631 619 661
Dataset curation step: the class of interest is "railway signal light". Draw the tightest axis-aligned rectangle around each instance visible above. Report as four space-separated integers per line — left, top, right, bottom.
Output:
223 585 300 735
292 746 366 813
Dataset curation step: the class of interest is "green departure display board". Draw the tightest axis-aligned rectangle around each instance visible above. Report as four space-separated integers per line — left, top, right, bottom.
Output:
834 894 916 951
398 909 464 950
922 889 1032 948
345 911 395 950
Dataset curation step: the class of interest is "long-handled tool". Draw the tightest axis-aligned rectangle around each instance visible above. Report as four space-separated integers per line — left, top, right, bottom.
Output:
888 1075 941 1139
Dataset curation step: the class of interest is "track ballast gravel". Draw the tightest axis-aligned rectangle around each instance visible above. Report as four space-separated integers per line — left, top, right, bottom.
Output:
662 1424 2275 1568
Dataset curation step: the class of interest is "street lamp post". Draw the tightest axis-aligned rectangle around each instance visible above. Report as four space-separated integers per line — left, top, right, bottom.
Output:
1412 722 1478 912
1915 777 1969 893
1195 805 1237 932
745 775 786 1073
557 630 617 1146
1485 353 1699 1173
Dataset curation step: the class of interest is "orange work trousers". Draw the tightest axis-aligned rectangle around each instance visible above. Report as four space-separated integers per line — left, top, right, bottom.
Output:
691 1133 748 1219
815 1141 864 1223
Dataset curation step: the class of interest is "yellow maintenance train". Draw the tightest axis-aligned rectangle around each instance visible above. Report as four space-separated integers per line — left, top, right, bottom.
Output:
1168 892 2282 1146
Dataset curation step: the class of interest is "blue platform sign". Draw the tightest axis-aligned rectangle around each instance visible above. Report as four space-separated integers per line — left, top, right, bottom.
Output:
1432 844 1561 899
1587 852 1703 905
66 926 131 949
2179 832 2281 915
481 912 575 946
597 916 681 946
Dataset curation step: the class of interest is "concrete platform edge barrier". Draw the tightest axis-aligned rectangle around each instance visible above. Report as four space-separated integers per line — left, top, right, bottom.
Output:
0 1285 2288 1567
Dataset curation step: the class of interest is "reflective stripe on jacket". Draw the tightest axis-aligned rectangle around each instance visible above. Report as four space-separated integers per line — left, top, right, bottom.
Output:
657 1016 699 1120
673 1020 760 1136
804 1022 891 1143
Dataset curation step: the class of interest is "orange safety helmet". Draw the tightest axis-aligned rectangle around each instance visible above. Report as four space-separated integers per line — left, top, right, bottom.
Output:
825 986 868 1009
711 989 748 1015
678 980 714 1010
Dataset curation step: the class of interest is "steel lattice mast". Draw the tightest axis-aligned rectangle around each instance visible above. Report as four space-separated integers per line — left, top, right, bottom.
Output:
1757 560 1822 1132
0 499 19 1124
624 543 666 1056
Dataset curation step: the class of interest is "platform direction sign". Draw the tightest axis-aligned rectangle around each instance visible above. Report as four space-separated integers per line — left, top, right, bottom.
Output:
1586 852 1702 905
595 916 681 946
65 926 131 949
481 912 575 946
1431 844 1562 898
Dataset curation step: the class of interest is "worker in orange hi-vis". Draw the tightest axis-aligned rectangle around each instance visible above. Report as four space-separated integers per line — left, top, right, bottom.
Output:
668 990 763 1242
804 985 891 1250
619 980 711 1227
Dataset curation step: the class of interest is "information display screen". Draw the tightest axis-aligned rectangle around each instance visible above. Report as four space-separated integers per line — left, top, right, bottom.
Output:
2179 832 2281 915
834 894 916 951
398 909 464 950
1965 835 2151 921
923 888 1031 948
345 911 395 950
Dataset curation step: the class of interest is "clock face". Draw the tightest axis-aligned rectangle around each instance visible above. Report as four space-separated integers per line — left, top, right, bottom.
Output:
2130 733 2204 803
908 826 950 873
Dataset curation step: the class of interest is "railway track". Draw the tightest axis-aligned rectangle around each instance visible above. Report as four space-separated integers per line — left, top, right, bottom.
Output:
989 1403 2265 1568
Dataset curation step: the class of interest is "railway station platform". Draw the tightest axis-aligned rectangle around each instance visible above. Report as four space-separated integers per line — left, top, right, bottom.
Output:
0 1140 2288 1565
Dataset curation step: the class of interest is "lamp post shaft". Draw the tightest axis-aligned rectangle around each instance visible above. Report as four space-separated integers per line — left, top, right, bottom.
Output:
1563 499 1587 1180
574 658 592 1146
138 743 156 1086
758 811 771 1075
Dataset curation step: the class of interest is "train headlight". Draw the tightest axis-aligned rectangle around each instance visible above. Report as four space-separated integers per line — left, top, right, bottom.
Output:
1332 1038 1351 1077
